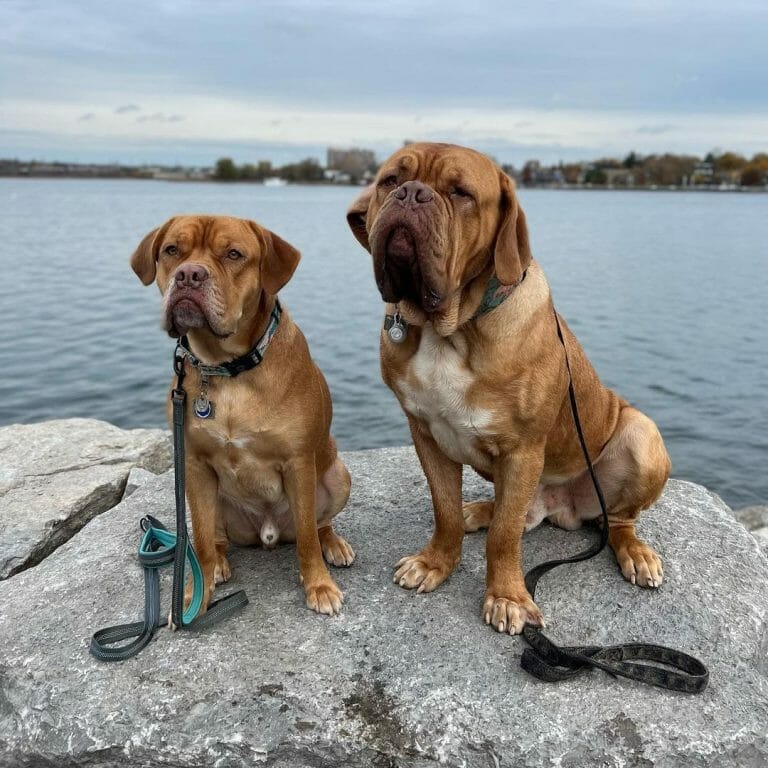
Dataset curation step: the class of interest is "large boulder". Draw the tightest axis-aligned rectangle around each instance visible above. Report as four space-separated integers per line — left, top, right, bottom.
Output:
0 445 766 767
0 419 171 579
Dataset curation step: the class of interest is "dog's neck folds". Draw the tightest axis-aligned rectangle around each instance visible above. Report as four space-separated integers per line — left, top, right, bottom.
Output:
389 266 521 338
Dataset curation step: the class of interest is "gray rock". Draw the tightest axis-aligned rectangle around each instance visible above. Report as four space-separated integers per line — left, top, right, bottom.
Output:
732 506 768 555
0 419 171 579
753 527 768 555
0 446 767 767
734 505 768 532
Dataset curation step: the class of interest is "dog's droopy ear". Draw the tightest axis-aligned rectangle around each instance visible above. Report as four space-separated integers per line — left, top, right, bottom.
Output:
493 173 532 286
253 224 301 295
130 218 176 285
346 184 374 252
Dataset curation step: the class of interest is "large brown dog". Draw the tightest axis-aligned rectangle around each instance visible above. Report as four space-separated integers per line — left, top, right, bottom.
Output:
131 215 354 616
347 143 670 634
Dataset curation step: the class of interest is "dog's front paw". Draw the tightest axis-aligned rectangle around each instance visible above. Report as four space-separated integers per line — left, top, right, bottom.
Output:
393 551 456 593
483 591 544 635
615 540 664 588
305 579 344 616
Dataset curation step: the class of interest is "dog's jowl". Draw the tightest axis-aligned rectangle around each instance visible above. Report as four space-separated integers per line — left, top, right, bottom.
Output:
347 143 670 635
131 215 354 616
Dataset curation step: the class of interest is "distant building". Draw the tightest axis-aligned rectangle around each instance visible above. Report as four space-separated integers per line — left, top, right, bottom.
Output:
323 169 352 184
603 168 635 187
521 160 565 187
691 162 715 185
326 147 377 183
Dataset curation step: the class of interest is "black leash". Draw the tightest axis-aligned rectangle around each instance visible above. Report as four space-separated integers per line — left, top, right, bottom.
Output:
90 349 248 661
518 305 709 692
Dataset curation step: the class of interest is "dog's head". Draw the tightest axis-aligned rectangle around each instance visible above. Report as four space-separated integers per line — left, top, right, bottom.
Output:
347 142 531 333
130 215 300 339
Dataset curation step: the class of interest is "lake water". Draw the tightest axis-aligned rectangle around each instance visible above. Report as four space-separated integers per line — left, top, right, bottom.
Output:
0 179 765 509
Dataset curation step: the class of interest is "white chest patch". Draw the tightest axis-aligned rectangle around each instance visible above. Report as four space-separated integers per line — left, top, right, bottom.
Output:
397 325 493 469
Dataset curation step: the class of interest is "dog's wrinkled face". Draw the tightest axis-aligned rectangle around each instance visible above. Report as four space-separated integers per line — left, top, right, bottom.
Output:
347 142 531 319
130 215 299 338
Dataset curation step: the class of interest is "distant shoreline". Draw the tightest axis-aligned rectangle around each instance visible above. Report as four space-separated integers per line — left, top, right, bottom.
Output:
2 175 766 193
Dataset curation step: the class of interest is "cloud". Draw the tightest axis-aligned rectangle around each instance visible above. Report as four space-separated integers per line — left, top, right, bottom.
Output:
77 112 96 122
136 112 185 123
5 94 768 166
1 0 766 163
637 124 676 135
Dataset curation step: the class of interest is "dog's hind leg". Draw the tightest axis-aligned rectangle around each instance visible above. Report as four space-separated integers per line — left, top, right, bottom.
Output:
285 453 345 615
213 519 231 585
569 406 670 588
317 456 355 567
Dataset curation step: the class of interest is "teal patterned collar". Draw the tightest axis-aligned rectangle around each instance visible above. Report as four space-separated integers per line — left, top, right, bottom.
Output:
471 270 527 319
383 271 527 344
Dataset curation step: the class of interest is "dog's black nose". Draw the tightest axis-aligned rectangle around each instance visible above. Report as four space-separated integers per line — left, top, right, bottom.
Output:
174 263 209 288
394 180 434 205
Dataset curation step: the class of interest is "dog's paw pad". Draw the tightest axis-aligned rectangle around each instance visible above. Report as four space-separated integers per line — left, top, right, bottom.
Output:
306 581 343 615
462 501 493 533
616 542 664 588
322 535 356 568
483 593 544 635
214 557 231 585
393 553 453 593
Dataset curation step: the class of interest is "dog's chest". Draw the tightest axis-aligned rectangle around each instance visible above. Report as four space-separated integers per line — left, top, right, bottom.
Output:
395 326 493 468
189 410 285 506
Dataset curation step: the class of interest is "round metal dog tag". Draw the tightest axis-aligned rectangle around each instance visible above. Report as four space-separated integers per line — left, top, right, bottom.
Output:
193 396 214 419
388 324 406 343
388 313 407 344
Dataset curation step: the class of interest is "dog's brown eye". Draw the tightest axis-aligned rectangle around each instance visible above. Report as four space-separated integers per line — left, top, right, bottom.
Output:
451 186 472 199
379 175 397 188
164 244 178 256
227 248 243 260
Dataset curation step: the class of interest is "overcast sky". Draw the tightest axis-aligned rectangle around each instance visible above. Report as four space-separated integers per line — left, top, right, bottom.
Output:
2 0 767 167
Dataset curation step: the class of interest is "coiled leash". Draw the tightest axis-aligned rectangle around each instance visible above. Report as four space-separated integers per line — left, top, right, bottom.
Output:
518 305 709 692
89 348 248 661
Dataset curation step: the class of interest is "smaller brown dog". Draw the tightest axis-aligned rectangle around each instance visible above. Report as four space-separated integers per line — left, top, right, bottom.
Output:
131 215 354 616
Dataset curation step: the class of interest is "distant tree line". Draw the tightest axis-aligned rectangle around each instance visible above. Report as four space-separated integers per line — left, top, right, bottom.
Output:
213 148 378 184
213 157 325 183
508 150 768 188
217 147 768 188
4 145 766 189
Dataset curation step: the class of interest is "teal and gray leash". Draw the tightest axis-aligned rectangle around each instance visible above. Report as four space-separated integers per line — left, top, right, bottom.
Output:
89 348 248 662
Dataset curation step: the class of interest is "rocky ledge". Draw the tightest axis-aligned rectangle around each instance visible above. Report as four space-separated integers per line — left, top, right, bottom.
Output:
0 419 171 579
0 420 766 767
